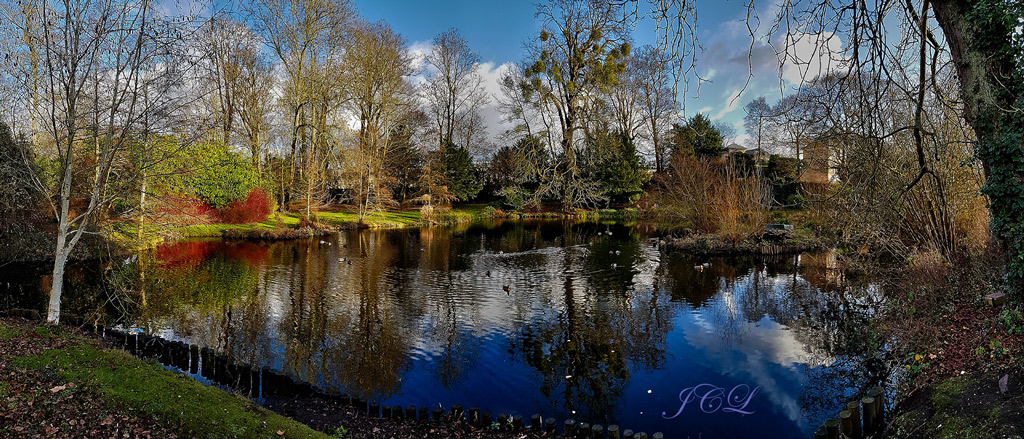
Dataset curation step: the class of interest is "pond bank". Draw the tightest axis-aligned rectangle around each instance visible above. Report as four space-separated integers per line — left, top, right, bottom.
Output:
666 228 827 256
1 316 663 439
0 317 326 438
886 373 1024 438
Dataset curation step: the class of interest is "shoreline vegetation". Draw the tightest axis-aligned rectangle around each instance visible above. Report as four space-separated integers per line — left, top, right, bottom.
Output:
2 201 834 265
120 203 828 257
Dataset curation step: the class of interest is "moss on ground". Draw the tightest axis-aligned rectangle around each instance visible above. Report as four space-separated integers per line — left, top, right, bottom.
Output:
888 374 1024 439
0 325 17 340
12 338 328 438
931 377 968 411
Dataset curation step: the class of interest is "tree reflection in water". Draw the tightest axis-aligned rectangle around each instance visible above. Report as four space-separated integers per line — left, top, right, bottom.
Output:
51 220 886 437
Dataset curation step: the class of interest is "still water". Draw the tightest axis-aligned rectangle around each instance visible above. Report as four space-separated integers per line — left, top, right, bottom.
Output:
1 220 884 438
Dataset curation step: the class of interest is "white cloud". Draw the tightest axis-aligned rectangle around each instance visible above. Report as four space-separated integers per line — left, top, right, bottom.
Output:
697 106 713 115
779 32 847 86
476 61 517 151
733 133 753 148
712 90 742 120
408 39 433 73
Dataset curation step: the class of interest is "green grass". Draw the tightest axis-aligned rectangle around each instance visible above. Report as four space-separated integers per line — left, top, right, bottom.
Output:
14 344 328 438
0 325 17 340
180 207 482 238
113 204 645 247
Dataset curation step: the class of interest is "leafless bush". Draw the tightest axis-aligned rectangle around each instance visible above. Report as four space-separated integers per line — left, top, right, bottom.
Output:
654 155 770 243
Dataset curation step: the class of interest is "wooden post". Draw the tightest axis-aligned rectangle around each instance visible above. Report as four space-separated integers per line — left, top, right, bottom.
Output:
497 414 508 431
236 364 251 394
635 433 647 439
839 410 853 439
215 355 229 384
530 414 542 430
176 342 189 370
824 418 839 439
868 386 885 426
579 422 589 436
607 424 620 439
482 412 491 427
406 406 417 420
155 339 168 364
846 400 863 439
593 424 605 438
451 404 463 422
468 407 480 426
419 406 429 421
861 396 876 436
652 433 663 439
512 414 523 432
141 335 155 358
369 400 380 417
545 417 556 433
622 429 634 439
226 358 240 389
565 419 577 438
432 407 444 422
392 404 403 420
189 345 199 374
250 367 260 398
381 404 392 419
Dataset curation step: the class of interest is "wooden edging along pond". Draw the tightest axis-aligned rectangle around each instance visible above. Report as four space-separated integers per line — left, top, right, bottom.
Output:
74 319 666 438
813 386 886 439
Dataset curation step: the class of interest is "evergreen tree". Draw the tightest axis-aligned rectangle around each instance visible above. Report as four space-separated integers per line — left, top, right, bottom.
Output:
668 113 724 160
588 130 648 205
440 140 482 202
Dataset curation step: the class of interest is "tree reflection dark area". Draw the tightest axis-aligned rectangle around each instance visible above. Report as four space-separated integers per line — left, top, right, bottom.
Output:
0 221 885 438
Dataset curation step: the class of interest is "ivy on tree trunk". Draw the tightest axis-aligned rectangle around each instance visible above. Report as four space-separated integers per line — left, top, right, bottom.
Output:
932 0 1024 293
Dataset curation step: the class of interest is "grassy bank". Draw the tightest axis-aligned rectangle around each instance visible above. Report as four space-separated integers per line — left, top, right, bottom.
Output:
112 204 650 247
180 209 428 238
0 318 329 438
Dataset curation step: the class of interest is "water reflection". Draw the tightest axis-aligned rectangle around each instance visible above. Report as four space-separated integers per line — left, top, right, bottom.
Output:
0 221 883 438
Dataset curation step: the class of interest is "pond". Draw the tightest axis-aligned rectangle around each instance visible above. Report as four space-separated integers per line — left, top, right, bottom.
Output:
0 220 886 438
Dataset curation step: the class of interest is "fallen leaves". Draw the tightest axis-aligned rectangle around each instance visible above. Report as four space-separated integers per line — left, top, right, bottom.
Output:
0 318 174 439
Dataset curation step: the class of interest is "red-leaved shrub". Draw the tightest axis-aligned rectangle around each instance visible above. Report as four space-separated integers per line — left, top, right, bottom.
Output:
218 188 272 224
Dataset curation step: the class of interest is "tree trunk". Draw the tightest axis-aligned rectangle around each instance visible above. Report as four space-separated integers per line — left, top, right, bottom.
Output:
932 0 1024 287
46 235 68 325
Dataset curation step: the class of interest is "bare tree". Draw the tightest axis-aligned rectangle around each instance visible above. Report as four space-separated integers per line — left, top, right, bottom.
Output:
342 20 415 223
422 28 489 152
235 37 274 173
632 45 676 173
647 0 1024 288
249 0 355 213
742 96 772 157
524 0 631 209
0 0 194 324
